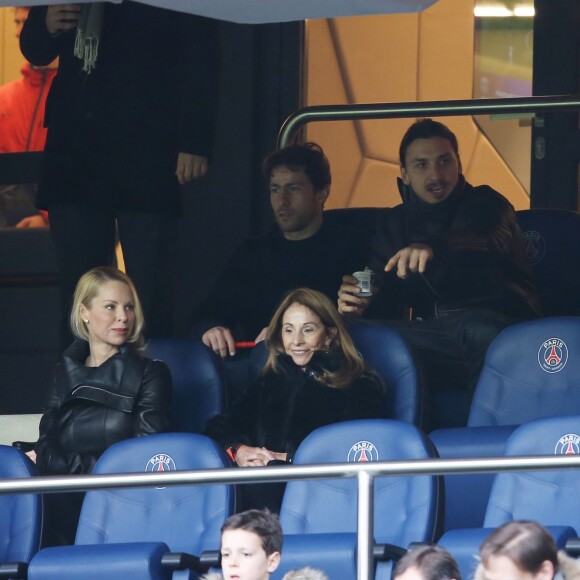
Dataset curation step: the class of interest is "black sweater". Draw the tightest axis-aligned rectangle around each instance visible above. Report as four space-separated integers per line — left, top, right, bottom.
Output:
190 221 369 341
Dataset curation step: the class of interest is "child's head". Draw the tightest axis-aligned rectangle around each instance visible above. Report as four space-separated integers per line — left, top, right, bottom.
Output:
220 509 283 580
393 545 461 580
478 520 558 580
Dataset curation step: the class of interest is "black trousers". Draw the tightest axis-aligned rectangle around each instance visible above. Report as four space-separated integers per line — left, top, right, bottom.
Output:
382 309 516 429
49 205 178 348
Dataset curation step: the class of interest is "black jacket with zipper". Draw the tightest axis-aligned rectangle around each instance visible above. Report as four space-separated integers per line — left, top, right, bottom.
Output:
367 176 541 321
35 339 172 475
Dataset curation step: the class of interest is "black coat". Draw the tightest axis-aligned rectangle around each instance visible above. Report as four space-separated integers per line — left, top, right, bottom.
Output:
20 2 219 215
205 352 386 461
368 177 541 320
35 340 172 476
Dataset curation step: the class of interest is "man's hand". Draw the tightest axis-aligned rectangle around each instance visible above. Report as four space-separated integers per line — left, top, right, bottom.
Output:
338 274 372 317
16 215 48 228
46 4 81 35
235 445 276 467
385 243 434 279
202 326 235 357
254 327 268 344
176 153 208 184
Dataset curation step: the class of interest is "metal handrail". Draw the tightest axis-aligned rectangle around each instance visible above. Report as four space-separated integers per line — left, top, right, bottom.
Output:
3 454 580 580
277 94 580 148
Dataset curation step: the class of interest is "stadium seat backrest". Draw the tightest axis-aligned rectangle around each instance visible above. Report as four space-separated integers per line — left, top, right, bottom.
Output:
516 209 580 317
76 433 234 555
281 419 441 545
346 321 423 426
0 445 42 564
485 415 580 530
468 317 580 426
146 338 227 433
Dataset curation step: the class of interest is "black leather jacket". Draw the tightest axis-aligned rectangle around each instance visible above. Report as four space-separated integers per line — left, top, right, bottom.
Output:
367 177 541 320
35 340 172 475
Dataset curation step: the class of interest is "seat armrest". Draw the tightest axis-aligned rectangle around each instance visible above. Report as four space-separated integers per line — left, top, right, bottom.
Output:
12 441 36 453
565 538 580 555
0 562 28 579
28 542 170 580
161 551 212 573
199 550 221 568
542 526 577 550
373 543 406 562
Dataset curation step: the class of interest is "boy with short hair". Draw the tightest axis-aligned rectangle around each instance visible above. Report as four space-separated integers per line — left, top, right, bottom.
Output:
203 509 282 580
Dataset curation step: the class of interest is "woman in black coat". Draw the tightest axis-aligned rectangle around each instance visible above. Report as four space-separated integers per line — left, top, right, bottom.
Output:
205 287 386 511
32 266 172 544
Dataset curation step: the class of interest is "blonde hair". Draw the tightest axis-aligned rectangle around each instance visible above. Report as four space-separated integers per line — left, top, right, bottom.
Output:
70 266 145 350
264 287 366 388
282 567 328 580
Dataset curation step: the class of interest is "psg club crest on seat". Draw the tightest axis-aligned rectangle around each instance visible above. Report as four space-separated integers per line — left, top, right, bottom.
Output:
145 453 177 472
523 230 546 265
538 338 568 373
555 434 580 455
348 441 379 463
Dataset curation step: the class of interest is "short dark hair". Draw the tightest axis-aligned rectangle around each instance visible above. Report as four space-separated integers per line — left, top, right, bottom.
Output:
393 545 461 580
221 509 283 556
399 119 460 168
479 520 558 575
263 142 331 191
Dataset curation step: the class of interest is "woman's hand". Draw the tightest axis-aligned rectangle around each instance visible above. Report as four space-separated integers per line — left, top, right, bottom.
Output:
46 4 82 36
235 445 276 467
25 450 37 463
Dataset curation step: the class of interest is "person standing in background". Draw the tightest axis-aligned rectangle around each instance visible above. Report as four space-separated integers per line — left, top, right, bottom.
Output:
0 6 57 228
20 2 220 344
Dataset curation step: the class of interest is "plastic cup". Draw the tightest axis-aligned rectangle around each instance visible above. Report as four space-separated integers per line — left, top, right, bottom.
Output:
353 269 373 297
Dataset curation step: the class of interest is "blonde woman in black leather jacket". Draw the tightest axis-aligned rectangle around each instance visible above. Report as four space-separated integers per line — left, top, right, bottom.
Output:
33 266 172 544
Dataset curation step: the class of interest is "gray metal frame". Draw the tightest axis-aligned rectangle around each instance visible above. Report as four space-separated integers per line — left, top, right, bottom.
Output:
2 454 580 579
277 94 580 148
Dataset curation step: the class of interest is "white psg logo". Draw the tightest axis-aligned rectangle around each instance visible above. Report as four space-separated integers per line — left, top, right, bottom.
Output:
347 441 379 463
146 453 176 472
537 338 568 374
523 230 546 265
555 433 580 455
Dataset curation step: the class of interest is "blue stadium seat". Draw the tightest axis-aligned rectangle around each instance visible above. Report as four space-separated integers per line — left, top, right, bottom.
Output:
28 433 234 580
431 316 580 533
440 415 580 579
468 317 580 427
515 209 580 317
146 338 227 433
346 320 423 426
275 419 442 580
0 445 42 579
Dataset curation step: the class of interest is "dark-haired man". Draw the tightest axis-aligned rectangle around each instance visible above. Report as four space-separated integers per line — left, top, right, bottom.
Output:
339 119 540 424
191 142 369 358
